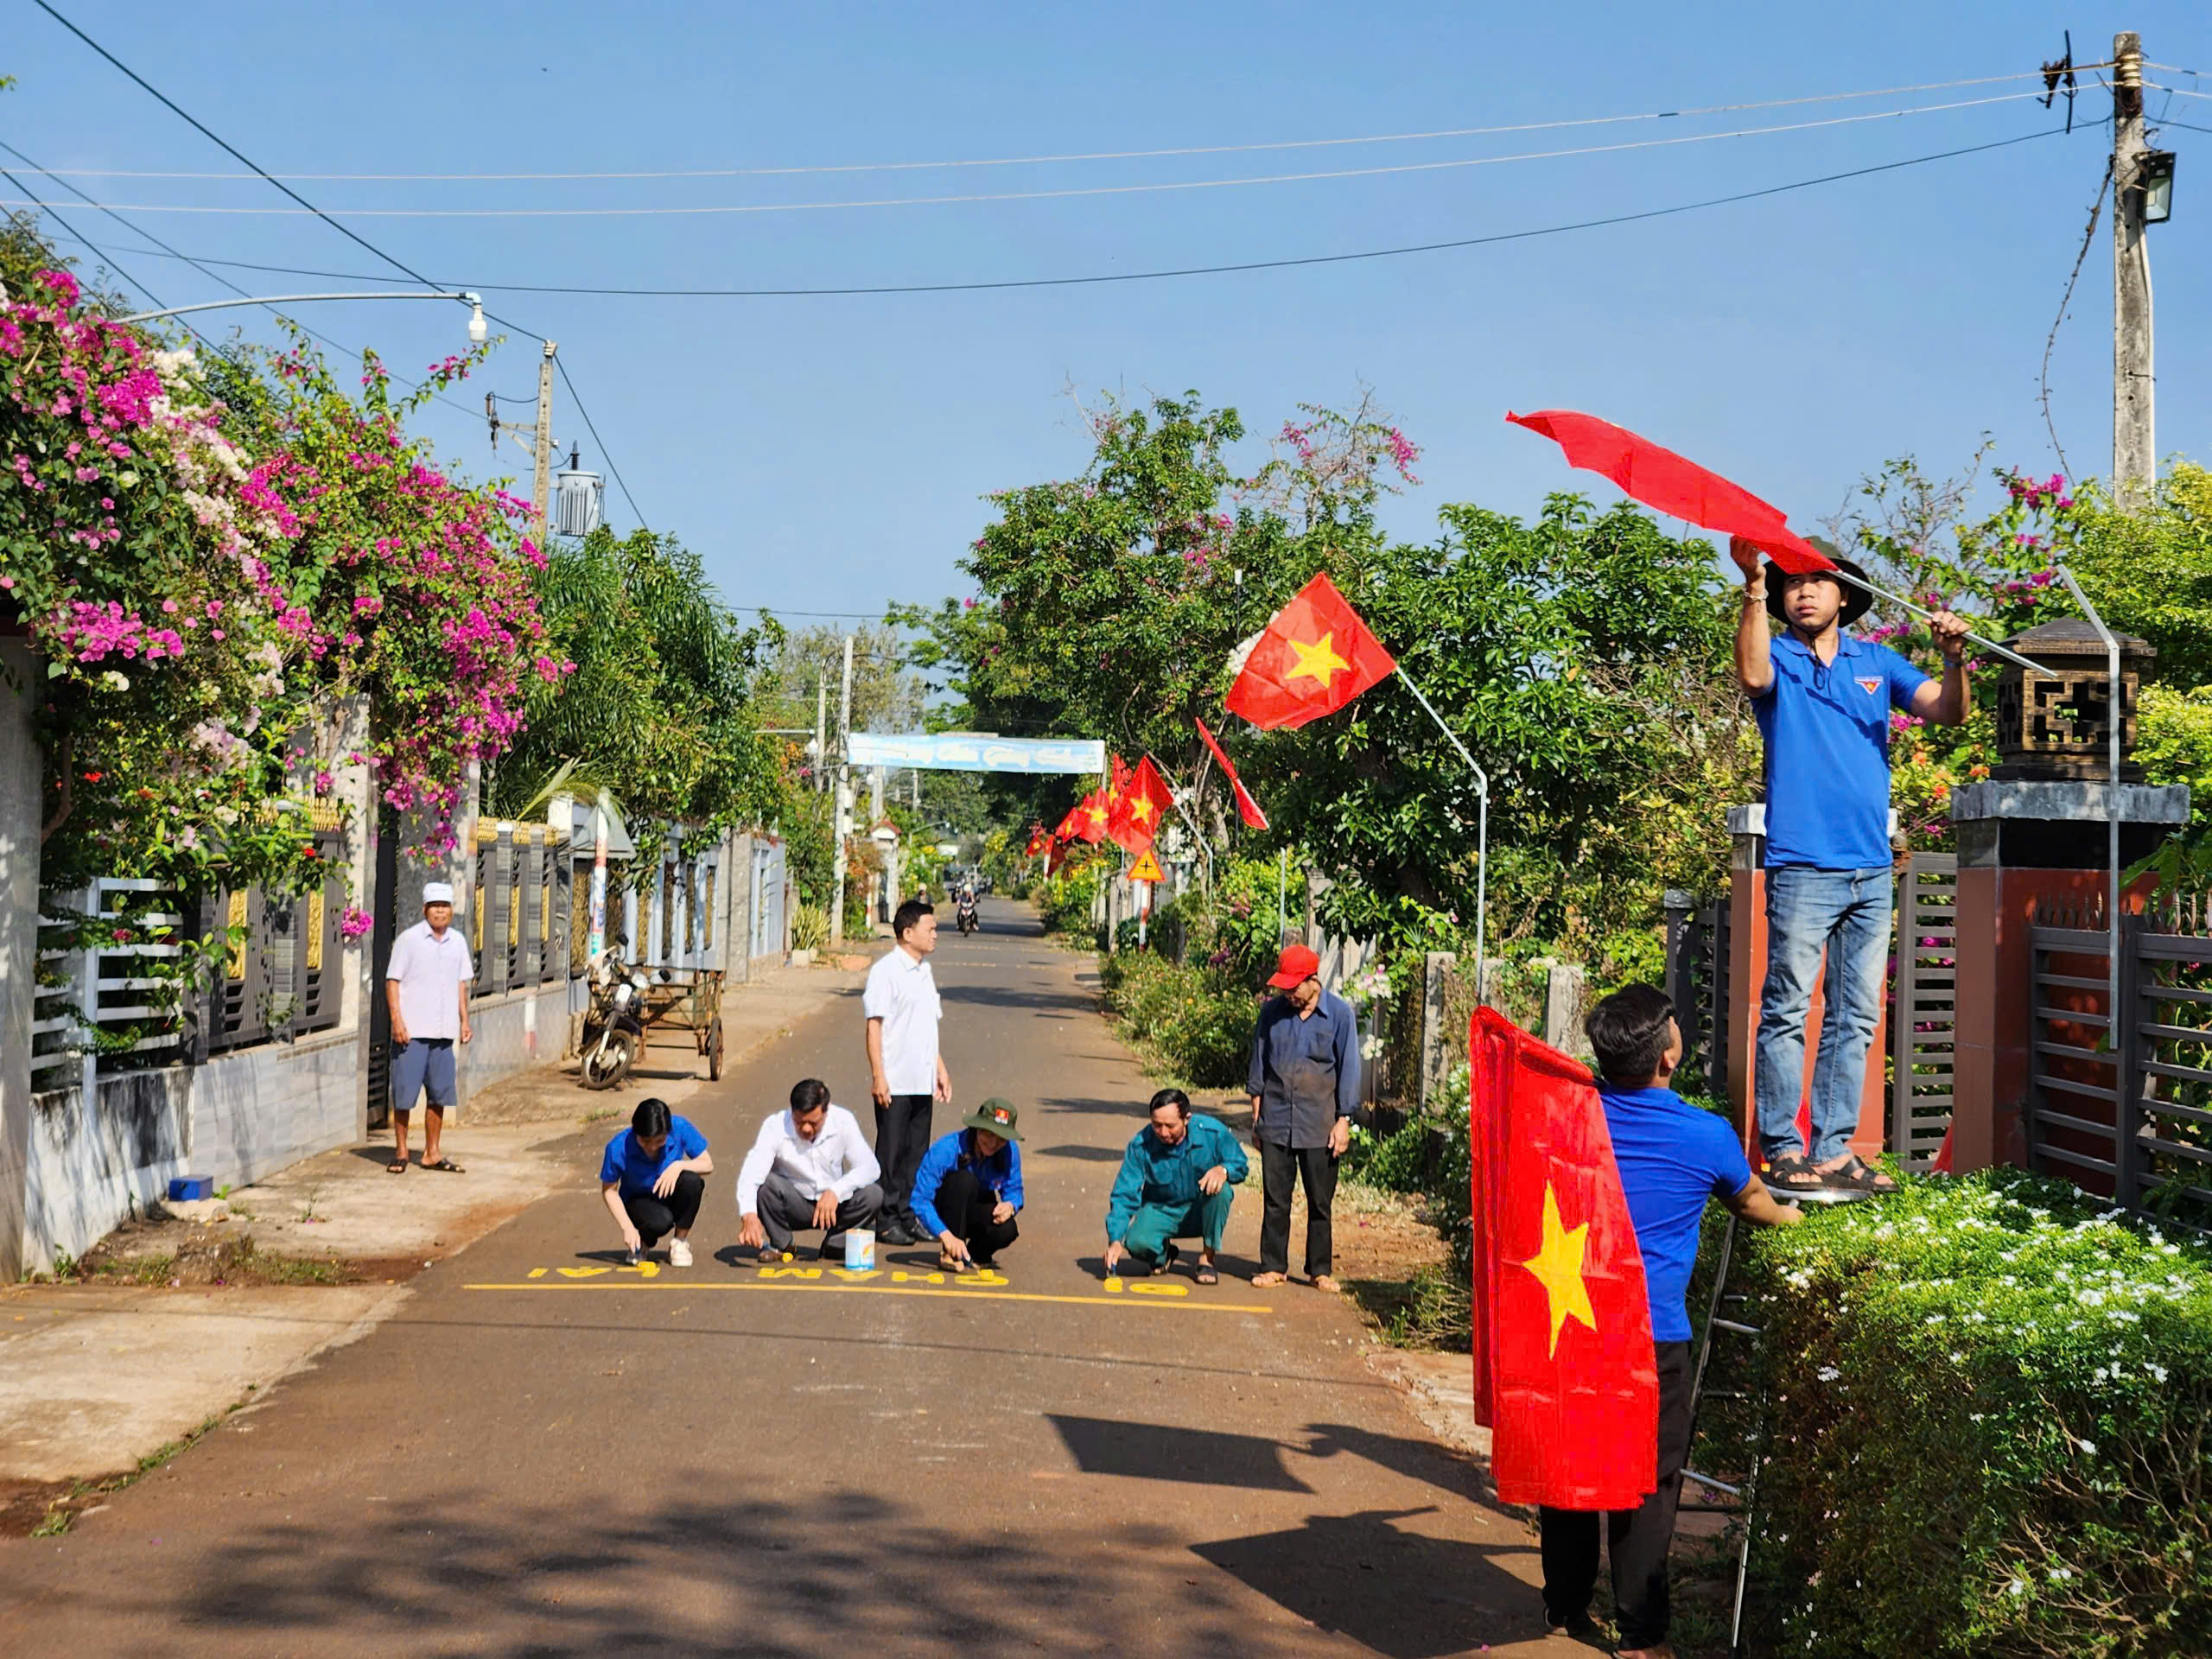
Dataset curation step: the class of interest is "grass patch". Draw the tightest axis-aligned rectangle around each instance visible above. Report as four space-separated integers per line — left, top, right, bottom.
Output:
1344 1262 1471 1351
30 1409 228 1537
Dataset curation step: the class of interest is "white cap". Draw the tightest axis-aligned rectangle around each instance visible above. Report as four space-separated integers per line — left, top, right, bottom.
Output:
422 882 455 905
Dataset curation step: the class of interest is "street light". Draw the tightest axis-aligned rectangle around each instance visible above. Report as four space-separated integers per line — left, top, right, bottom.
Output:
2140 149 2177 225
117 289 489 339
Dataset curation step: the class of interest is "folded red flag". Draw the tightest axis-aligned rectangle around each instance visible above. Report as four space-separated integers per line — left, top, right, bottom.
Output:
1470 1007 1659 1510
1106 755 1173 855
1506 409 1835 575
1224 572 1397 730
1193 716 1268 830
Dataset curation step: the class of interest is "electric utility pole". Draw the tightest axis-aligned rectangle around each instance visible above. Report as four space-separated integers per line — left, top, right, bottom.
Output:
483 339 560 543
2113 31 2154 504
814 675 828 794
830 633 856 945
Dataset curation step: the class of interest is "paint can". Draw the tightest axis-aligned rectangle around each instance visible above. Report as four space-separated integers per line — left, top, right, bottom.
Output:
843 1229 876 1271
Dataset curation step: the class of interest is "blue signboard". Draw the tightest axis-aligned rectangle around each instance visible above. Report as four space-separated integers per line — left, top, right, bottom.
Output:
847 733 1106 775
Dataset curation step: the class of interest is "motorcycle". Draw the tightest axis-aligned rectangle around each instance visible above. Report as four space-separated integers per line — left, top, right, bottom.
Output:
580 941 651 1090
955 894 980 935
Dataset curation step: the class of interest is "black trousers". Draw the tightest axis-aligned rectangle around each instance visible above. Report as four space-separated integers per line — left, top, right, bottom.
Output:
874 1094 935 1218
755 1172 884 1252
622 1171 705 1247
926 1166 1019 1261
1538 1339 1694 1651
1258 1139 1338 1277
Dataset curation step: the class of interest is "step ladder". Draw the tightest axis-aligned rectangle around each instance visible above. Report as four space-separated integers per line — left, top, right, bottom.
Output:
1680 1187 1866 1658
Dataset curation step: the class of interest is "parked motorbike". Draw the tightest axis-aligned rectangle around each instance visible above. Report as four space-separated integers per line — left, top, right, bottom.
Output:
580 941 651 1090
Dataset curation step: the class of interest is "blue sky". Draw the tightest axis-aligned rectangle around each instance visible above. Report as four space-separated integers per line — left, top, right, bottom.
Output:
8 3 2208 622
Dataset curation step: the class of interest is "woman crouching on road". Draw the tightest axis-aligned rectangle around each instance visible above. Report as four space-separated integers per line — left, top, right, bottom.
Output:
599 1097 714 1266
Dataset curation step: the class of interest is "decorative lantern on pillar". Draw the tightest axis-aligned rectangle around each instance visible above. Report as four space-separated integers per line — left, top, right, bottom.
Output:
1993 618 2155 782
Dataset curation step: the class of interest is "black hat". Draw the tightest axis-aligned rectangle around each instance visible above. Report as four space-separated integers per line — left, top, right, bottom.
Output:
1765 536 1873 629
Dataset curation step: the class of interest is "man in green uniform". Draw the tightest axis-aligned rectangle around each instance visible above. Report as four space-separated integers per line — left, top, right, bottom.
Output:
1102 1088 1249 1286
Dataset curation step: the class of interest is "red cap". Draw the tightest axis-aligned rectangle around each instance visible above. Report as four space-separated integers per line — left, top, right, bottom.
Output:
1268 943 1321 990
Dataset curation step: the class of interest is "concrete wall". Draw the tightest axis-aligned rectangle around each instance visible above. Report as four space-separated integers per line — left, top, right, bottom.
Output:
0 639 40 1280
461 978 574 1103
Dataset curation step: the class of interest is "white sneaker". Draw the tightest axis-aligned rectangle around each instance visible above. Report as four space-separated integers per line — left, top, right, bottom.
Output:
668 1238 693 1268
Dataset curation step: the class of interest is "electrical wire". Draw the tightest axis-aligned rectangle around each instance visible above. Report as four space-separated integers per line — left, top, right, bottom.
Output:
10 68 2094 183
2160 118 2212 136
36 125 2073 301
553 353 646 529
0 163 194 335
34 0 646 531
0 92 2053 218
2144 83 2211 99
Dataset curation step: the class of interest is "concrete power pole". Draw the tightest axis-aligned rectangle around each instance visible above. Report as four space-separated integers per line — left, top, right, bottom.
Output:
532 342 557 543
829 633 856 945
2113 31 2154 504
814 675 828 794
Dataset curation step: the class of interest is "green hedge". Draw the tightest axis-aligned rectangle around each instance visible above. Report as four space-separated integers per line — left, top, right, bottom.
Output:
1096 950 1258 1088
1035 861 1101 940
1738 1169 2212 1658
1343 1117 1472 1278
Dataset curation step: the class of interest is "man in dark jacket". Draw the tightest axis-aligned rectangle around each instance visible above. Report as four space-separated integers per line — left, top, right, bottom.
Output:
1103 1089 1249 1285
1247 943 1359 1290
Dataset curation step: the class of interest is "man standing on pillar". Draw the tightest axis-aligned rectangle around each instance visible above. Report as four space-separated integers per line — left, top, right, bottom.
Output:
1732 535 1970 1192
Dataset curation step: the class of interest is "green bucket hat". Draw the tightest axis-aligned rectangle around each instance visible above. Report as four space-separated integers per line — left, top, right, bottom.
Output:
1764 535 1873 628
963 1097 1023 1141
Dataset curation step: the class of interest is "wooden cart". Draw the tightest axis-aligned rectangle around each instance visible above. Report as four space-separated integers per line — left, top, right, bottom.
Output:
633 967 726 1080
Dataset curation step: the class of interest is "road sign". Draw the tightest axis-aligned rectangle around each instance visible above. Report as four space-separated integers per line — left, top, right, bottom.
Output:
1128 849 1164 883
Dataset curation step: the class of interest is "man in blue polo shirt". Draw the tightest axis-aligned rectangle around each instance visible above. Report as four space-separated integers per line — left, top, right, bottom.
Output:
1731 534 1968 1192
1541 984 1802 1656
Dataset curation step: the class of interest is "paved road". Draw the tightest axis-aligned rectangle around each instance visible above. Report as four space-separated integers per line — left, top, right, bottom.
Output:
3 900 1553 1656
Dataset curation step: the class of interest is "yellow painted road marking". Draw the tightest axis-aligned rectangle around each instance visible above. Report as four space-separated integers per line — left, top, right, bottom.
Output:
463 1279 1272 1314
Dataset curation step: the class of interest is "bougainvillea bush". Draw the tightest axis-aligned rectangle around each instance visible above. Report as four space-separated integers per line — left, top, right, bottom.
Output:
1740 1170 2212 1657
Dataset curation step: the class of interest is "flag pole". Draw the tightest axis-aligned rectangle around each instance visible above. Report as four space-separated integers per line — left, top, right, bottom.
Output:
1392 665 1490 997
1817 568 2052 677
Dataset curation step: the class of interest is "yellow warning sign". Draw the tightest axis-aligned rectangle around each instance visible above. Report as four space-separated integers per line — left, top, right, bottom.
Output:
1128 849 1164 882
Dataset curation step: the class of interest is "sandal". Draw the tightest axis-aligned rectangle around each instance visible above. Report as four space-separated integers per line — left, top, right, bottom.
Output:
1312 1274 1342 1294
386 1157 409 1173
1764 1153 1825 1192
1194 1264 1218 1285
1817 1154 1899 1194
422 1158 466 1173
1250 1270 1287 1287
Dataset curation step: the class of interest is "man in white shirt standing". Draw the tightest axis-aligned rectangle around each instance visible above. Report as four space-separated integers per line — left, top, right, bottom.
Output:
384 880 473 1174
862 897 951 1245
735 1078 884 1258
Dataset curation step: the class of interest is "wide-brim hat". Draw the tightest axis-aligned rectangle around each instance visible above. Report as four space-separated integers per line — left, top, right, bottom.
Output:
1765 537 1873 628
963 1097 1023 1141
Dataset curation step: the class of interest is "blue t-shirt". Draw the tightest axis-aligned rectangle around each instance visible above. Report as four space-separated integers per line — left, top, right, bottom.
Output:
1599 1084 1751 1342
599 1116 708 1198
1752 633 1927 870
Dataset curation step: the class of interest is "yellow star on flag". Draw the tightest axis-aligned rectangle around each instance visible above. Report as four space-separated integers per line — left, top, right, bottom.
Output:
1284 630 1351 690
1131 796 1156 826
1519 1183 1596 1357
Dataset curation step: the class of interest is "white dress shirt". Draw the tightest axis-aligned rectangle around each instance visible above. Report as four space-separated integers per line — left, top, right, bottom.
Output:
385 918 473 1040
735 1105 881 1214
862 945 941 1096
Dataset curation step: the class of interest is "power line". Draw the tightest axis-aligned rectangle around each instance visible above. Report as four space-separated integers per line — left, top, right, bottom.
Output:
0 93 2051 219
10 69 2086 183
37 125 2074 301
2160 118 2212 136
553 353 646 529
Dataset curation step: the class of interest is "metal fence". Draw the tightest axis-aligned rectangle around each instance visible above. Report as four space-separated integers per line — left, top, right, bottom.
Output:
470 820 572 998
31 878 193 1089
2026 891 2212 1236
1662 889 1732 1101
1891 853 1958 1173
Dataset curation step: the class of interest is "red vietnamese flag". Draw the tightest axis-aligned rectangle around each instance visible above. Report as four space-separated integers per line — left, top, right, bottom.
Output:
1024 823 1050 858
1107 755 1173 855
1224 572 1396 730
1506 410 1835 575
1194 716 1268 830
1470 1007 1659 1510
1075 789 1110 844
1052 798 1090 843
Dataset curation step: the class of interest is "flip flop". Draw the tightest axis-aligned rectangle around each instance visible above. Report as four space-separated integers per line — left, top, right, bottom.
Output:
385 1157 409 1173
1194 1265 1218 1285
1312 1274 1342 1294
1250 1271 1287 1287
422 1158 466 1173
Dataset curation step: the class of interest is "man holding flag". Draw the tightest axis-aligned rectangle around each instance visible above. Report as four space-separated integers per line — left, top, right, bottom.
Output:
1538 986 1802 1654
1731 534 1970 1192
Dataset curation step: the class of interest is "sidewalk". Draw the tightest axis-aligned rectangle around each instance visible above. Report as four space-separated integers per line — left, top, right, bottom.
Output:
0 957 867 1523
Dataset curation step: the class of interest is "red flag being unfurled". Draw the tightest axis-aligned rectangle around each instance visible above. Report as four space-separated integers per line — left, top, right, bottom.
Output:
1506 410 1836 575
1106 755 1173 855
1194 716 1268 830
1470 1007 1659 1510
1224 572 1396 730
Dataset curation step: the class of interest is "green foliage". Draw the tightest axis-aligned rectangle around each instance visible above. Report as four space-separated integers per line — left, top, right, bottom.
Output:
789 903 830 953
1739 1169 2212 1658
2065 464 2212 690
1096 949 1258 1087
1341 1118 1471 1277
2137 684 2212 837
1033 851 1104 941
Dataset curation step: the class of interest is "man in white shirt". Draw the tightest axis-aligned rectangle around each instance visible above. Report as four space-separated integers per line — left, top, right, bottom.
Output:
862 898 951 1245
735 1077 884 1258
384 880 473 1174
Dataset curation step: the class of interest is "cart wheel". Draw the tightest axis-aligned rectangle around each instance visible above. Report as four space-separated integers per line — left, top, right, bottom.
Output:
707 1016 725 1081
580 1028 637 1092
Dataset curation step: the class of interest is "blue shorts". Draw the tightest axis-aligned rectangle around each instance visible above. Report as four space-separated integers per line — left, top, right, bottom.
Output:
391 1038 457 1113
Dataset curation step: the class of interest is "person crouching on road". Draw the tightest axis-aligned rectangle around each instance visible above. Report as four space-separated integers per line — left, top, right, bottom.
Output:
735 1078 885 1261
1247 942 1359 1291
1538 985 1803 1658
912 1096 1026 1274
1103 1089 1248 1285
1731 533 1968 1194
599 1097 713 1267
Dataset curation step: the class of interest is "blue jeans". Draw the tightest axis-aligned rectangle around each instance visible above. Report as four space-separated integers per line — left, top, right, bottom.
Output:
1754 866 1891 1164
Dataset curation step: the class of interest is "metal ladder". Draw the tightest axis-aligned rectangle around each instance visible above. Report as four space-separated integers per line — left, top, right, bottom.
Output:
1680 1189 1865 1657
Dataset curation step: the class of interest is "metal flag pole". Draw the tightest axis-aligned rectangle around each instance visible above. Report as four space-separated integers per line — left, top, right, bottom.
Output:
2055 566 2124 1053
1393 665 1490 998
1820 567 2055 677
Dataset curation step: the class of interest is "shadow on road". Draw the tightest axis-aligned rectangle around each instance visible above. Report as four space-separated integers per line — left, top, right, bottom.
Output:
937 984 1098 1014
1048 1414 1313 1492
1032 1142 1122 1163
